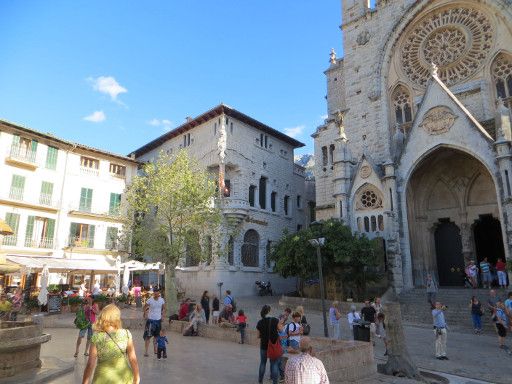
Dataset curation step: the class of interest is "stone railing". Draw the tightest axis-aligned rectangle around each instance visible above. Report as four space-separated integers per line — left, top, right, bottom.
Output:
24 237 54 249
80 166 99 176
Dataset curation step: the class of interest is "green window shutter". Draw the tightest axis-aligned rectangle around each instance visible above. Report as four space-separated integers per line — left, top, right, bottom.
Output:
41 181 54 195
11 135 20 146
88 225 95 248
31 140 38 151
69 222 78 245
105 227 118 248
25 216 35 247
10 175 25 200
109 193 121 215
5 213 20 234
46 219 55 241
79 188 93 212
45 146 58 170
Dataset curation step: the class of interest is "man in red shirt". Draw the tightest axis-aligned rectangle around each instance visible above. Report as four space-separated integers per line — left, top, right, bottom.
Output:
178 298 191 320
496 258 507 289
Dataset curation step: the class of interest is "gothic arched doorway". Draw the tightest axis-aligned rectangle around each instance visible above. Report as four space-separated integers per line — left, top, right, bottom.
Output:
434 220 464 286
474 215 505 267
406 147 500 286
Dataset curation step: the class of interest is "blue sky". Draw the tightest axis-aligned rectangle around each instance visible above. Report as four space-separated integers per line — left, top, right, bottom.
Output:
0 1 343 157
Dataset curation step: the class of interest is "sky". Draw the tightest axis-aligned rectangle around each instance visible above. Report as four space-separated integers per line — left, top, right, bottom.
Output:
0 1 344 157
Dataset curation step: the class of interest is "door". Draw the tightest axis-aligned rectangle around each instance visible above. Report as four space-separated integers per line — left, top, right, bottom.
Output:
434 220 464 286
474 215 505 266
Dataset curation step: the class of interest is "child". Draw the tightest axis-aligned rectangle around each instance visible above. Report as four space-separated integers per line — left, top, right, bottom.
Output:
375 313 388 356
286 312 303 351
235 309 248 344
156 329 168 359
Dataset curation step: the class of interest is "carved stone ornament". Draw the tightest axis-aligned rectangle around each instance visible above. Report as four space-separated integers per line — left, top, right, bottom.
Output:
420 106 457 135
400 7 494 87
360 165 372 179
356 30 371 46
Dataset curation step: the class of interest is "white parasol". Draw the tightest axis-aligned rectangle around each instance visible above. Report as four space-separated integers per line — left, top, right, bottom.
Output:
37 264 50 306
122 263 130 290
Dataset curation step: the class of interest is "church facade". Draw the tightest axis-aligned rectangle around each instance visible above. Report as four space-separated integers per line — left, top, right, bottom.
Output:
313 0 512 291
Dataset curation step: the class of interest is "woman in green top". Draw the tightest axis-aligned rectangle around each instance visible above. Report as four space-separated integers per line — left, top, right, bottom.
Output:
82 304 140 384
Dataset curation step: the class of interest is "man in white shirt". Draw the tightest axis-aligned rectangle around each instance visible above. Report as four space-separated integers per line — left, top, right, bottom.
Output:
347 305 361 338
92 281 101 296
79 283 87 297
285 337 329 384
143 289 166 357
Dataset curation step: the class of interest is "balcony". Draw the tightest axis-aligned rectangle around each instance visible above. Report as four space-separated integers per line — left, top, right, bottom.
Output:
6 145 38 170
3 235 17 246
80 166 99 177
39 193 53 206
68 236 94 248
9 187 24 201
217 198 250 226
24 237 54 249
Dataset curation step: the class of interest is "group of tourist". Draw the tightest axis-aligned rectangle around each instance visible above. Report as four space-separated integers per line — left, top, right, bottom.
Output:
0 283 23 321
464 257 508 289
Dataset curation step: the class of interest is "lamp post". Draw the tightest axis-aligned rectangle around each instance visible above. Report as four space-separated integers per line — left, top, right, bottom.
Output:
217 281 223 302
309 237 328 338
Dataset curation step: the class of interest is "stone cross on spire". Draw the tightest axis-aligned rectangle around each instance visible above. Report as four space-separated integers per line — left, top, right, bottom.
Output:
329 48 337 64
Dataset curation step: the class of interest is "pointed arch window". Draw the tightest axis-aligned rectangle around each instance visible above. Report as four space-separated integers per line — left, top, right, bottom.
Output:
392 85 413 126
491 53 512 109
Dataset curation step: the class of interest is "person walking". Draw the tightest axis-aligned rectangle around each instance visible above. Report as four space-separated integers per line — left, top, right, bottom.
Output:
329 301 342 340
156 329 168 359
284 337 329 384
236 309 248 344
74 297 99 357
432 302 448 360
493 301 510 351
480 258 492 289
469 296 483 334
82 304 140 384
361 300 377 343
143 289 165 357
496 258 507 289
426 274 438 309
133 282 142 308
256 304 283 384
375 313 388 356
200 290 210 324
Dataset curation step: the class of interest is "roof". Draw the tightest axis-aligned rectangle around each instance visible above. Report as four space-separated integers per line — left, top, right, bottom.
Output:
0 118 138 164
130 104 305 157
6 255 118 273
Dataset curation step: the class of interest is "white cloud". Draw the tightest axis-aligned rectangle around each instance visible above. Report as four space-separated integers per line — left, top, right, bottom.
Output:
283 125 305 138
88 76 127 101
320 114 328 120
148 118 174 132
83 110 106 123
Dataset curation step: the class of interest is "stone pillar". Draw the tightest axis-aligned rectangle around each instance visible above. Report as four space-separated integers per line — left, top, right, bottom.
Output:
333 136 351 223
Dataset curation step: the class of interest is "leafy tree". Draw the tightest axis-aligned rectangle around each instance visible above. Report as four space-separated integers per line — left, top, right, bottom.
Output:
270 219 382 299
124 150 221 316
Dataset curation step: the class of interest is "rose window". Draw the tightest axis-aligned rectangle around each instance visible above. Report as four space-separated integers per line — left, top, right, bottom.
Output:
361 190 379 209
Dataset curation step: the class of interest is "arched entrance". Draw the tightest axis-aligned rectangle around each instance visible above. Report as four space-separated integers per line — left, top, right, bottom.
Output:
406 147 503 286
474 215 505 267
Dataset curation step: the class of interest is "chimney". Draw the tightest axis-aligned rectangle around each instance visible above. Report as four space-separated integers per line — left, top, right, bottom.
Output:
185 116 193 122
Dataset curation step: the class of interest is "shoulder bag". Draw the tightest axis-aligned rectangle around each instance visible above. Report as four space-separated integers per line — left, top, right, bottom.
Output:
266 318 282 360
106 330 131 367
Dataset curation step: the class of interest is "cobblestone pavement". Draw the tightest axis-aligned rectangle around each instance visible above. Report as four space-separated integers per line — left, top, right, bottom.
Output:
44 295 511 383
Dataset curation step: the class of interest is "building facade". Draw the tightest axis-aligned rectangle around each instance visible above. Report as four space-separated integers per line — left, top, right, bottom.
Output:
314 0 512 290
0 119 138 289
131 104 315 296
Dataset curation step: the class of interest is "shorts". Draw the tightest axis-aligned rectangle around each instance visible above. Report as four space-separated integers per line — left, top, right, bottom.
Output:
288 339 299 349
212 311 220 317
144 319 162 339
496 323 507 338
482 272 492 283
79 326 93 339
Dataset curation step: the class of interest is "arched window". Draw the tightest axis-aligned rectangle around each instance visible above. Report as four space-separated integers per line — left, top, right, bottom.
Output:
391 85 413 126
491 53 512 109
241 229 260 267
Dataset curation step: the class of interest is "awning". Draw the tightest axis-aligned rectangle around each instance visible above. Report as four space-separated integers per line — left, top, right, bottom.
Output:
120 260 163 272
6 255 118 273
0 260 20 274
0 219 13 236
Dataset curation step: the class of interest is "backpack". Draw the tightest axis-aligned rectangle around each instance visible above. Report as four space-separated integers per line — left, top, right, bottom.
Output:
286 323 297 346
74 305 91 330
228 296 236 312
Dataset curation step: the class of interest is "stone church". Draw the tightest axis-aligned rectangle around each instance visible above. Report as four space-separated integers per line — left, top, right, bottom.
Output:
313 0 512 291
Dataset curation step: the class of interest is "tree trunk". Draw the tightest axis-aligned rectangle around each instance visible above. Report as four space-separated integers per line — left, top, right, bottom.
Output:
164 266 178 318
378 289 426 382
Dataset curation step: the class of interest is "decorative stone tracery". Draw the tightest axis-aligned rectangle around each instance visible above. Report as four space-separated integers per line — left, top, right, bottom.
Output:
492 53 512 108
419 106 457 135
400 7 494 87
355 185 383 211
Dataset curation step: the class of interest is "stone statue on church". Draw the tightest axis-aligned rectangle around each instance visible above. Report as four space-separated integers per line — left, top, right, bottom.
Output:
329 48 337 64
392 123 405 163
496 98 512 142
335 111 346 139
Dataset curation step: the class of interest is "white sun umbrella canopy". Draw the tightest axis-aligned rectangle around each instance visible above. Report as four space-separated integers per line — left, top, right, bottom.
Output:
122 263 130 290
37 264 50 306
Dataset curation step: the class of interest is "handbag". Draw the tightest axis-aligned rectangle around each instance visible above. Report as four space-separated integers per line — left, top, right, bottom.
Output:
266 318 282 360
106 330 131 367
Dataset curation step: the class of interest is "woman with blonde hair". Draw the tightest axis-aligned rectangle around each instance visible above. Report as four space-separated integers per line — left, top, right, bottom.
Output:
82 304 140 384
295 305 310 335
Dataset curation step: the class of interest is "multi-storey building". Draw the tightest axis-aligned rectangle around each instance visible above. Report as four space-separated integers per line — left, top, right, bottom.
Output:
314 0 512 291
131 104 315 296
0 119 138 289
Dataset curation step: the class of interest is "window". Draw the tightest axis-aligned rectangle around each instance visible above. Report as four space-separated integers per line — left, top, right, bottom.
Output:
241 229 259 267
371 216 377 232
322 146 328 167
40 181 54 205
45 146 58 170
185 230 200 266
284 195 290 215
266 240 272 268
80 156 99 169
230 122 233 134
109 193 122 215
296 195 302 208
214 123 217 136
492 53 512 109
25 216 55 248
364 217 370 232
79 188 93 212
271 191 277 212
259 177 267 209
3 213 20 246
105 227 119 249
308 201 316 223
297 224 302 232
10 135 37 163
183 133 191 147
249 185 256 207
392 85 413 125
227 236 234 266
260 133 268 148
378 215 384 231
9 175 25 200
223 180 231 197
109 163 126 177
69 222 95 248
329 144 335 164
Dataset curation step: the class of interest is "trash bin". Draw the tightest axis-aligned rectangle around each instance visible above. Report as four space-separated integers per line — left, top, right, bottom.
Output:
353 321 371 342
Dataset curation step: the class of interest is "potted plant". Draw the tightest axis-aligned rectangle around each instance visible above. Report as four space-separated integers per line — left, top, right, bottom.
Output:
94 294 109 309
68 295 84 312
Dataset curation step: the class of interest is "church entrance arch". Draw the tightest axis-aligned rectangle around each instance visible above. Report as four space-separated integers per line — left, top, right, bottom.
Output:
473 215 505 267
405 147 501 287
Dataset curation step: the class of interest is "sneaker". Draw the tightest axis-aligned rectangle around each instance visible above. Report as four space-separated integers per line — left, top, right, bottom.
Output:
436 356 443 360
163 354 167 359
442 356 449 360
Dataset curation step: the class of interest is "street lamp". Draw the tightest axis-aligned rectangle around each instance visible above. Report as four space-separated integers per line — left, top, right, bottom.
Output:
308 236 329 338
217 281 224 302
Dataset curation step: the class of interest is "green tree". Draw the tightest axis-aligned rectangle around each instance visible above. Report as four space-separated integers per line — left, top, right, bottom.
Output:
270 219 382 300
124 150 221 316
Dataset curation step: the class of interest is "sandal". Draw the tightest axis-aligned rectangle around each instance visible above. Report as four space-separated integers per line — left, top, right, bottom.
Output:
144 353 149 357
74 353 78 358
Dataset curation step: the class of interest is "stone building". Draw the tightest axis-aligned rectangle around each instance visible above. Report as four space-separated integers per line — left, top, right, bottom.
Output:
0 119 138 290
131 104 315 296
313 0 512 290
